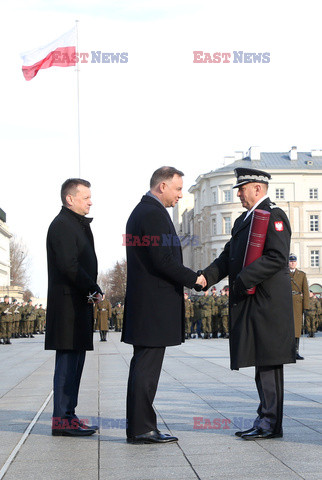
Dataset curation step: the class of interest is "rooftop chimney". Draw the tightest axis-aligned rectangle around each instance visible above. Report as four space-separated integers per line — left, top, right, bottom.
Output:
247 146 261 161
289 146 297 160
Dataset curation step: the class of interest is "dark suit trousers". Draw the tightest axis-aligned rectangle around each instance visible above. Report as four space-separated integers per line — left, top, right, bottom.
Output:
53 350 86 424
126 346 165 437
253 365 284 433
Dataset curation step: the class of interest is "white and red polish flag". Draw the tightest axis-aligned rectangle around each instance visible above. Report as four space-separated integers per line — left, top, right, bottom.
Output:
21 27 76 81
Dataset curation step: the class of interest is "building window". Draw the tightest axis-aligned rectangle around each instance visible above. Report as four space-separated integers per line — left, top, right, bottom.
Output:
223 216 231 234
213 190 217 204
212 217 217 235
310 215 319 232
223 190 231 202
275 188 285 199
310 250 320 267
309 188 318 199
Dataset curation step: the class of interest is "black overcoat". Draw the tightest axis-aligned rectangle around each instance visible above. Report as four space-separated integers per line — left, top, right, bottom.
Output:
45 207 100 351
203 197 296 370
121 195 197 347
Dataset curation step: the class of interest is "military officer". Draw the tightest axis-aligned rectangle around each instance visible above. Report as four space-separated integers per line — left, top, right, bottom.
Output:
192 296 202 338
25 299 36 338
12 299 21 338
184 292 194 339
218 286 229 338
0 296 14 344
198 290 213 338
210 288 219 339
305 291 320 337
94 297 112 341
19 301 28 337
289 254 309 360
112 302 124 332
37 304 46 334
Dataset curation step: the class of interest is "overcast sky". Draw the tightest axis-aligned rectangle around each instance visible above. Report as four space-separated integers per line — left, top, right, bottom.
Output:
1 0 321 298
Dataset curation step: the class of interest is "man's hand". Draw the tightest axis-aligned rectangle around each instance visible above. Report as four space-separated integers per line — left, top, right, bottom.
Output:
196 274 207 289
194 271 207 291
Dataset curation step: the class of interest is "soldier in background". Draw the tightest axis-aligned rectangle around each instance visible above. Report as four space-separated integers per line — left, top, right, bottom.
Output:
0 296 14 344
289 254 309 360
218 286 229 338
191 296 202 338
12 299 21 338
210 288 219 339
198 290 213 338
112 302 124 332
19 301 28 337
305 291 320 337
25 299 36 338
94 297 112 341
184 292 194 339
37 304 46 334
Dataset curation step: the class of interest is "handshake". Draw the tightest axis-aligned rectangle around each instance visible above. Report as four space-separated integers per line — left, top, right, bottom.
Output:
194 270 207 291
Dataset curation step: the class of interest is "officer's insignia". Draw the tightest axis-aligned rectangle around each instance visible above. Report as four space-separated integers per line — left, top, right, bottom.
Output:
274 221 284 231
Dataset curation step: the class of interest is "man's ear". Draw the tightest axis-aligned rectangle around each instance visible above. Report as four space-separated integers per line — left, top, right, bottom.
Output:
65 194 73 207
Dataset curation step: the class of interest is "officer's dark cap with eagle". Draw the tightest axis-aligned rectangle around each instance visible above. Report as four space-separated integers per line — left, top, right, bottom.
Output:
233 167 272 188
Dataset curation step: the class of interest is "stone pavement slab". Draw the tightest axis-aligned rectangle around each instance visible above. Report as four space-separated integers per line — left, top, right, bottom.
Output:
0 331 321 480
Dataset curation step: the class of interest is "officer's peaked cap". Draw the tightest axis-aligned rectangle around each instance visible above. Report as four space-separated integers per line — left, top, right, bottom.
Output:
233 167 271 188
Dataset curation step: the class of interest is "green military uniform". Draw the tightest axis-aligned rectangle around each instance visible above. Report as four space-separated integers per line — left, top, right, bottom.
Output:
184 295 194 339
191 297 201 338
19 303 28 337
12 302 21 338
305 295 320 337
218 293 229 338
198 293 213 338
112 303 124 332
290 269 309 337
209 293 219 338
0 299 14 344
94 298 112 341
25 301 36 338
36 306 46 334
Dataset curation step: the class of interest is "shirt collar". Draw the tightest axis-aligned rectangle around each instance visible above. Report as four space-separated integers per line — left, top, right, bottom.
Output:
146 191 166 209
244 194 269 220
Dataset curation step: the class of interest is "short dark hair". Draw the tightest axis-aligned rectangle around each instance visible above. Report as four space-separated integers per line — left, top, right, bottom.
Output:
150 167 184 189
61 178 91 206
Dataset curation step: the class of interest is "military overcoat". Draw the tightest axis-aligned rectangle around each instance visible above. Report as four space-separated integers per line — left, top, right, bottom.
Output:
203 197 296 370
290 269 309 337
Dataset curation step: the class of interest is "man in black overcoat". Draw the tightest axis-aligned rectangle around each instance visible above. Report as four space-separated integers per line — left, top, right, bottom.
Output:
202 167 296 440
45 178 103 437
122 166 206 444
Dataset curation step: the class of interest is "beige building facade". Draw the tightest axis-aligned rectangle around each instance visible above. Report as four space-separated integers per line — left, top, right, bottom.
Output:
0 208 12 289
175 147 322 293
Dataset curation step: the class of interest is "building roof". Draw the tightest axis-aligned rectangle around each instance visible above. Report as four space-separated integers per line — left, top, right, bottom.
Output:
215 152 322 174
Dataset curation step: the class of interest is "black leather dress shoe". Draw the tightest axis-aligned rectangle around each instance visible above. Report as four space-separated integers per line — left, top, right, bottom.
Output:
73 418 99 431
127 430 178 444
235 427 256 437
52 426 96 436
296 353 304 360
241 428 283 440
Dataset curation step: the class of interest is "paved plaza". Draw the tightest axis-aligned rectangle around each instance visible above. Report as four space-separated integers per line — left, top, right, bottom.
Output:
0 331 321 480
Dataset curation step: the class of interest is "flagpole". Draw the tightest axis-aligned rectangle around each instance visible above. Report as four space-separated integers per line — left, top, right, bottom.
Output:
75 19 81 177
